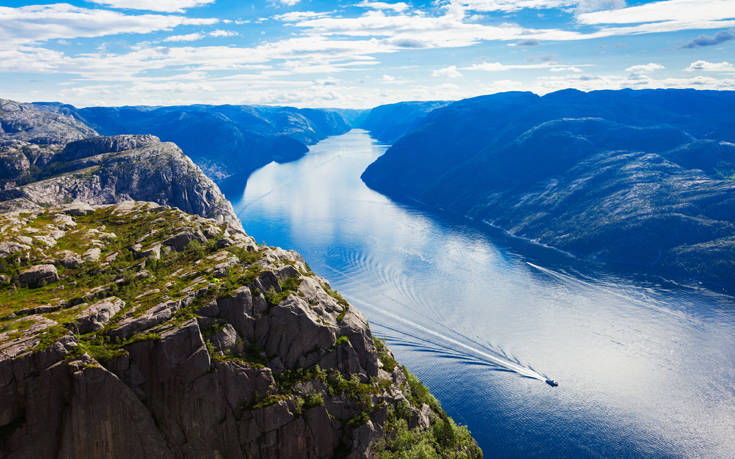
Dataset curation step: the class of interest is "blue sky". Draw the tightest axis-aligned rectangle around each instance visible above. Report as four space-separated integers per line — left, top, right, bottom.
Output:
1 0 733 107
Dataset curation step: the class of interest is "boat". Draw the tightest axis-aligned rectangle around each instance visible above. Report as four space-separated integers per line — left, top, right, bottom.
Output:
545 379 559 387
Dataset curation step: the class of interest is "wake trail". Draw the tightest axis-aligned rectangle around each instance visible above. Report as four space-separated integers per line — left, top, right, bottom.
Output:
321 262 550 382
347 295 547 381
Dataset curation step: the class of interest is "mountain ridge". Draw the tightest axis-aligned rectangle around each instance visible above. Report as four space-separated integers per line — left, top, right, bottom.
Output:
361 88 735 292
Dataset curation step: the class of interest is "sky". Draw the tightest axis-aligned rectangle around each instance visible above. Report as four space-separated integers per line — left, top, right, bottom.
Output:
0 0 734 108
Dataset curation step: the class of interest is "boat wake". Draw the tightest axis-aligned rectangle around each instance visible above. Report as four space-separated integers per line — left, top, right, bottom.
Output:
320 260 554 385
346 295 550 383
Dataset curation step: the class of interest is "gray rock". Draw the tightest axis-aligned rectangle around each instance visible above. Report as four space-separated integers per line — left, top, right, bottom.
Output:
83 247 101 262
215 237 233 249
19 264 58 288
64 201 94 216
73 297 125 334
164 230 206 251
209 323 238 354
59 135 160 161
0 241 29 258
56 250 82 268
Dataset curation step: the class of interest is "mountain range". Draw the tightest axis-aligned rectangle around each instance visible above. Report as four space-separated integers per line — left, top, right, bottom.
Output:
361 89 735 292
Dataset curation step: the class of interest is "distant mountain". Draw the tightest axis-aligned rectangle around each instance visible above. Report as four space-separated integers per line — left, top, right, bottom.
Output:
358 100 450 143
34 103 352 197
362 89 735 292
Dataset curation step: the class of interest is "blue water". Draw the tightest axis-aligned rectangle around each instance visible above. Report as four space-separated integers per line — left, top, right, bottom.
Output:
233 130 735 457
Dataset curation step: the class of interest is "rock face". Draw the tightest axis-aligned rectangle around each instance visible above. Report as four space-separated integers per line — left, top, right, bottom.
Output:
0 202 481 458
18 264 59 288
0 98 96 145
361 88 735 292
0 99 240 228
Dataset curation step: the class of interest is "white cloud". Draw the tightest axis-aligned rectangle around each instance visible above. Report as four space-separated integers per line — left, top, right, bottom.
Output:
575 0 626 13
578 0 735 25
432 65 463 78
685 60 735 72
466 61 587 72
383 74 396 81
0 4 217 47
164 32 205 42
278 0 301 6
356 1 410 12
210 30 238 37
625 63 664 73
88 0 215 13
275 11 330 22
453 0 576 12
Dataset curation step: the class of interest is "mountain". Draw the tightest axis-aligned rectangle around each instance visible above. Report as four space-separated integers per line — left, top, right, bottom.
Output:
35 103 352 196
358 101 450 144
361 89 735 292
0 98 480 457
0 99 96 145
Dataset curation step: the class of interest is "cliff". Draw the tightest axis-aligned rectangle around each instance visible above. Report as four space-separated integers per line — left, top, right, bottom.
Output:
0 202 480 458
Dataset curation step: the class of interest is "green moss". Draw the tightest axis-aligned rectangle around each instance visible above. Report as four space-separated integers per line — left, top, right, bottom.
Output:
33 325 69 353
303 393 324 409
250 394 289 410
265 276 303 306
335 335 349 346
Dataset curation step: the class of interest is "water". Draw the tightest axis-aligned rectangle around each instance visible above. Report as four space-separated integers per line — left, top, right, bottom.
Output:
233 130 735 457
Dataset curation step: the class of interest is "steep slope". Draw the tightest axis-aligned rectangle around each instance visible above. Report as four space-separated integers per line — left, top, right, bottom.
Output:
0 202 481 458
36 103 352 194
0 134 240 228
362 89 735 291
358 101 449 144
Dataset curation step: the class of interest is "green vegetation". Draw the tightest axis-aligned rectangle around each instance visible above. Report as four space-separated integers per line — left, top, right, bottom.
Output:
264 276 303 306
374 369 482 458
375 415 481 459
374 336 398 373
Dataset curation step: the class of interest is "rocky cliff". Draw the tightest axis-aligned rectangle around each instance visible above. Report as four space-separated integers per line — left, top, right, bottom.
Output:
362 89 735 292
0 99 240 228
0 202 481 458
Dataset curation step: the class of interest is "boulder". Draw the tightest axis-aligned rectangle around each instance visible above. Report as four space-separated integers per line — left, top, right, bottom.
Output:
57 250 82 269
164 230 206 252
83 247 101 262
0 241 29 258
73 297 125 334
19 264 59 288
64 201 94 217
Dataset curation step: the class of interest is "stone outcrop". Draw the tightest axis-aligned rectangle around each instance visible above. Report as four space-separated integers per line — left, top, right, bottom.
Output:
18 264 59 288
0 99 240 229
0 98 96 145
0 202 481 458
